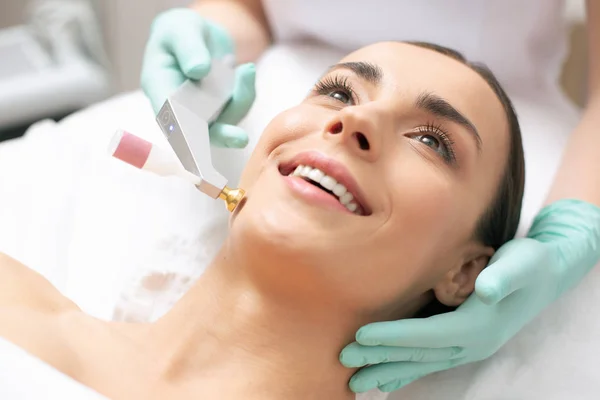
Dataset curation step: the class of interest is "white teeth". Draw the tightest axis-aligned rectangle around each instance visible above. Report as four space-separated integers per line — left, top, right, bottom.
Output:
332 183 347 197
320 176 337 191
288 164 362 215
308 168 324 182
339 192 354 205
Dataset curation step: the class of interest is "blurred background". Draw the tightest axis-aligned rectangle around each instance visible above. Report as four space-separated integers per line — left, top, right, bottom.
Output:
0 0 589 141
0 0 188 140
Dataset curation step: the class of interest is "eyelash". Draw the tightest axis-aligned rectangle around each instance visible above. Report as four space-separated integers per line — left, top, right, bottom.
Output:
414 123 457 164
313 76 457 165
313 75 356 104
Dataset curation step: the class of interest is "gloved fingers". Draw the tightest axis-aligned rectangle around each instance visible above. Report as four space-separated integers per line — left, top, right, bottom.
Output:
348 359 459 393
355 312 468 348
215 63 257 125
475 238 544 305
209 123 249 148
340 342 463 367
142 65 187 115
378 374 427 392
141 9 211 114
160 11 212 80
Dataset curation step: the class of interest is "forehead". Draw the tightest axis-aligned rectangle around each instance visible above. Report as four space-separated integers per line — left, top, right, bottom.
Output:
340 42 508 146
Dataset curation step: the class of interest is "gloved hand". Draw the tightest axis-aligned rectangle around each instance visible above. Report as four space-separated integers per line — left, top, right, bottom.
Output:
141 8 256 148
340 199 600 393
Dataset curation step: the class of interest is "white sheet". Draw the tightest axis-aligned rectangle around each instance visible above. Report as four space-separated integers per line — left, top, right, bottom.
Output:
0 337 108 399
0 42 597 400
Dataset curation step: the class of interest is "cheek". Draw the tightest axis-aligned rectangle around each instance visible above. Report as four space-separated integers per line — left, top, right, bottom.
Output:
369 162 472 290
303 168 470 312
390 166 464 242
239 105 322 190
231 104 342 262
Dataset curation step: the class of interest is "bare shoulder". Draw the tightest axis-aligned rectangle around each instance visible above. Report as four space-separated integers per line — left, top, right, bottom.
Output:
0 252 79 313
0 253 84 376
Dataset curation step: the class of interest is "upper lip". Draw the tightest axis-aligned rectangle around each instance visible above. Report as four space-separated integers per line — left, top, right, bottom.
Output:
278 151 372 215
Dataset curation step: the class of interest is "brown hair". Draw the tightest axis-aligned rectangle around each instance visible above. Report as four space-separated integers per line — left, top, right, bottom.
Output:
407 42 526 317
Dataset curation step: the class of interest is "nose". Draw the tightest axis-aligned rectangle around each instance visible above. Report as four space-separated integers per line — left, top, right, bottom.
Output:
323 106 382 161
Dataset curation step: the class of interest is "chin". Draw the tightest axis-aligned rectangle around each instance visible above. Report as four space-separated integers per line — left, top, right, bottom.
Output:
227 192 351 292
227 203 413 312
231 196 327 260
226 163 379 298
232 165 357 253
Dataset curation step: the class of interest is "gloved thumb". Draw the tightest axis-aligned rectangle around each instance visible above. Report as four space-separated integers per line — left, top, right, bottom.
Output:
475 238 545 305
216 63 257 125
209 123 249 148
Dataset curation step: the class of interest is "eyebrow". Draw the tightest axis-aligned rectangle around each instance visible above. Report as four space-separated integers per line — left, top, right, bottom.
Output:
327 62 482 151
415 92 482 151
328 62 383 85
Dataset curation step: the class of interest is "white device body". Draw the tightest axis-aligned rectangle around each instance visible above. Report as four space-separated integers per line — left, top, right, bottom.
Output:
156 59 236 199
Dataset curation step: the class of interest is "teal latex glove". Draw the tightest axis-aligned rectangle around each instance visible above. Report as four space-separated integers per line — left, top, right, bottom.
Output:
141 8 256 148
340 199 600 393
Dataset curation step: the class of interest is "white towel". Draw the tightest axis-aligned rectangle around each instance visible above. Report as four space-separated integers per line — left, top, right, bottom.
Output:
0 337 108 399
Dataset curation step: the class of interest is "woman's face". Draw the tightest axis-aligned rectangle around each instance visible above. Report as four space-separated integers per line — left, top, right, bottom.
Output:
231 42 509 317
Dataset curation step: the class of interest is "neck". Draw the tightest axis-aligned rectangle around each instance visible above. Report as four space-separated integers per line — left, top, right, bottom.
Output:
149 243 364 400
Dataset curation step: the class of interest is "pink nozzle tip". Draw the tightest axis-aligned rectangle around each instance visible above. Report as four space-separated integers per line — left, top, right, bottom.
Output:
109 129 152 169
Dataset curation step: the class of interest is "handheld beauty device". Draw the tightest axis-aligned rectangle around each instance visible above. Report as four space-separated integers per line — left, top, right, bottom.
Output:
109 58 245 212
155 58 245 212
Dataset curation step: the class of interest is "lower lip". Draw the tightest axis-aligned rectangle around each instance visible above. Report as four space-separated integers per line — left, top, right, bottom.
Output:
282 175 352 214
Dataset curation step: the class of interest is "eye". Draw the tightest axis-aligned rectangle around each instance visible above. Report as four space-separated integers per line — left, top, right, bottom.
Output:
313 75 356 105
410 124 457 165
330 90 351 104
415 134 441 151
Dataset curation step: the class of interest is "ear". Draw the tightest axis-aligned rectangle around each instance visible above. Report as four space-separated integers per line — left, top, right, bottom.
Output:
433 246 494 307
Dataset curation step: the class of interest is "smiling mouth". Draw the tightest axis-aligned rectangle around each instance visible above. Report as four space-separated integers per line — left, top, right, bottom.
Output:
279 165 367 216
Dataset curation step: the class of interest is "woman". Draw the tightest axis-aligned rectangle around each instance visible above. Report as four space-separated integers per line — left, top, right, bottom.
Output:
1 41 526 400
140 1 600 393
